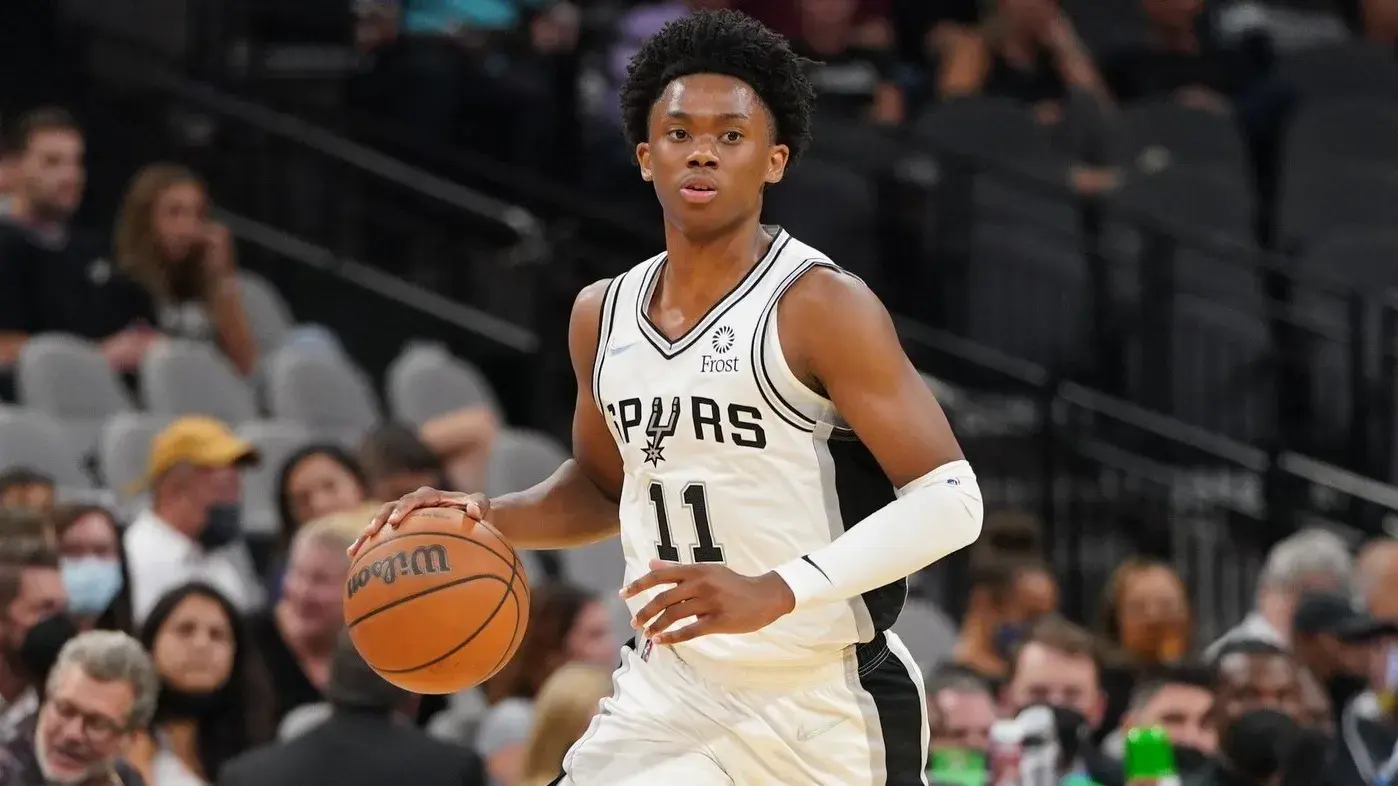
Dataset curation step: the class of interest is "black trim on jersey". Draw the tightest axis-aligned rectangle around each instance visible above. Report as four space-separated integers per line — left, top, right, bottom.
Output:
828 436 906 633
635 227 791 359
590 275 625 409
857 632 926 785
750 257 839 433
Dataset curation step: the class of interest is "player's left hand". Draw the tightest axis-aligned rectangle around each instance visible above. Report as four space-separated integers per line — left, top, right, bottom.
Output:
621 559 797 645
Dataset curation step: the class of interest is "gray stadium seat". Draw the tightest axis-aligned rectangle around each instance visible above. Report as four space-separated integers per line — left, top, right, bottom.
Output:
140 339 259 425
0 408 91 488
237 271 295 356
1279 164 1398 248
1276 42 1398 100
763 158 878 283
237 419 314 537
482 428 569 498
964 227 1089 370
916 97 1066 170
1119 102 1250 176
386 342 502 426
266 345 381 446
99 413 175 510
16 334 135 453
563 538 627 599
1284 99 1398 169
891 599 958 673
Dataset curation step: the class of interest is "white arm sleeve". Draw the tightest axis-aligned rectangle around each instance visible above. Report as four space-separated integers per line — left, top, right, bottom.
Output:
772 459 983 609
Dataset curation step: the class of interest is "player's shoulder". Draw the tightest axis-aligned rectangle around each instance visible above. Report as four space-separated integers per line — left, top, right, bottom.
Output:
777 243 882 320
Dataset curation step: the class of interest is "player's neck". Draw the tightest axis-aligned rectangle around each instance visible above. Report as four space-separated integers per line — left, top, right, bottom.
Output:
661 217 772 293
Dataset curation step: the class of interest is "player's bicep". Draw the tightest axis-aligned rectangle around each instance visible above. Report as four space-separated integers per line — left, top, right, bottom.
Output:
568 279 626 501
783 269 963 488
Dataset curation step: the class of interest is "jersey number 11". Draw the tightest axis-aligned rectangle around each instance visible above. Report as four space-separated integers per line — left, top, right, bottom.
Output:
647 481 725 564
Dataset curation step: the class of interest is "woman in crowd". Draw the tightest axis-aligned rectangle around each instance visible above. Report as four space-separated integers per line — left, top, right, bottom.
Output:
52 504 134 634
114 163 257 374
1095 557 1193 739
465 583 618 786
131 582 275 786
266 445 369 601
245 506 370 722
514 663 614 786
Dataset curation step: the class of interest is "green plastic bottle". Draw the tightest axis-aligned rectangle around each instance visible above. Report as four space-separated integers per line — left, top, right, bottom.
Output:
1123 726 1180 786
927 748 987 785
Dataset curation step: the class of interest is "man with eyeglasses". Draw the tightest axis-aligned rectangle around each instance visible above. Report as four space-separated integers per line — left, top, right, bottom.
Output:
0 630 154 785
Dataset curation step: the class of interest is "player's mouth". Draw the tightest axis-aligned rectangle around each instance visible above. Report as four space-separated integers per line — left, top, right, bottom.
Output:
679 177 719 204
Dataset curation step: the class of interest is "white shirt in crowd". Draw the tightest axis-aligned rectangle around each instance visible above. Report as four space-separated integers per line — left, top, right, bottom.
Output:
124 509 265 624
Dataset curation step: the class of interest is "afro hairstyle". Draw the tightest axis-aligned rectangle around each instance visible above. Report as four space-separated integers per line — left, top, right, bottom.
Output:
619 9 817 164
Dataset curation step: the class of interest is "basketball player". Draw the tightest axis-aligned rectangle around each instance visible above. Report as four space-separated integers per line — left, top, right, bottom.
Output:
351 10 983 784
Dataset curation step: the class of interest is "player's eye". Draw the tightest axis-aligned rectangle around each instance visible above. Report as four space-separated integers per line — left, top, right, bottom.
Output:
721 131 743 144
666 129 689 142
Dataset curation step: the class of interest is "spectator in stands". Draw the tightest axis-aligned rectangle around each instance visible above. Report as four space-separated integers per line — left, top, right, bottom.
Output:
1356 538 1398 622
114 164 257 375
0 107 161 370
0 630 156 786
216 631 485 786
1290 590 1394 723
130 582 274 786
514 662 613 786
245 509 364 722
1205 527 1353 659
265 445 368 600
1098 558 1192 666
891 0 980 95
788 0 905 124
1210 639 1302 726
0 468 55 514
924 667 997 764
358 423 449 501
1099 0 1232 109
742 0 893 45
124 417 265 624
351 0 579 169
1000 615 1121 784
0 529 68 741
1118 665 1217 758
53 505 135 635
432 582 615 786
952 554 1059 682
938 0 1106 123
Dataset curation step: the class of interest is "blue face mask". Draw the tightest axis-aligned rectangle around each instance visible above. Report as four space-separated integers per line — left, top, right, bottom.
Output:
60 557 124 616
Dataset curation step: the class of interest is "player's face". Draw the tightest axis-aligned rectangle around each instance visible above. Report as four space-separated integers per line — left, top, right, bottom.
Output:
637 73 789 238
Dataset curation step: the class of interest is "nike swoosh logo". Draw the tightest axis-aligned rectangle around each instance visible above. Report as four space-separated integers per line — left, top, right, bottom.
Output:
608 340 639 357
796 717 846 742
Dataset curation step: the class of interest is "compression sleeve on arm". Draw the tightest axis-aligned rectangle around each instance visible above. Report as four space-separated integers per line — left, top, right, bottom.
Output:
772 459 983 610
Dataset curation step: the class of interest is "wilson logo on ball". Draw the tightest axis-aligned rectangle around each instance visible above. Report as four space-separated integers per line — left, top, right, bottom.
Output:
347 544 452 598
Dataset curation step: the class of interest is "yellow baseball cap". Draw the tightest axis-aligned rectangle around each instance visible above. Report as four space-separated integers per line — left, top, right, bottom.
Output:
136 416 260 490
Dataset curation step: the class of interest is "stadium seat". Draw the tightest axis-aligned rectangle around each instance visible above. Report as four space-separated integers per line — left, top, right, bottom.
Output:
891 598 958 673
1118 102 1250 177
1276 42 1398 100
140 339 259 425
562 539 627 600
236 419 314 537
482 428 569 498
915 96 1067 172
386 342 501 426
237 270 296 357
16 334 135 453
763 158 878 284
98 413 175 509
265 344 381 446
1279 164 1398 249
0 408 91 488
1283 98 1398 169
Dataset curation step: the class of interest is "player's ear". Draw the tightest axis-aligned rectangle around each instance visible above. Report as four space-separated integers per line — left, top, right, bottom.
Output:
637 143 653 182
764 144 790 185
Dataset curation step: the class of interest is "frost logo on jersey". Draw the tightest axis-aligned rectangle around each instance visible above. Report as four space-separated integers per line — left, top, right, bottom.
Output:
701 325 741 374
643 396 681 466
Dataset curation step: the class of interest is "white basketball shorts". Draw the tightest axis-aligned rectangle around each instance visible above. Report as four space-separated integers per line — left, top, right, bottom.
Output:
547 630 929 786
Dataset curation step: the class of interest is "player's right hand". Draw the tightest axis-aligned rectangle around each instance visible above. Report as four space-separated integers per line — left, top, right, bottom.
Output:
348 487 490 557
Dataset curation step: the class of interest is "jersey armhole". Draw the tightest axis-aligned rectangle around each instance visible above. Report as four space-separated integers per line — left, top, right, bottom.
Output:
589 275 624 412
752 258 852 433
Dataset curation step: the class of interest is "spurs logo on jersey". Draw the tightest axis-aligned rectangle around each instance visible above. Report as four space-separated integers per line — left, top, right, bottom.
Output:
591 227 908 670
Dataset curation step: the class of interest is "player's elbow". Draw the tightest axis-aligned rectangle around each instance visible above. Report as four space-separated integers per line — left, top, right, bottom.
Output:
949 488 984 553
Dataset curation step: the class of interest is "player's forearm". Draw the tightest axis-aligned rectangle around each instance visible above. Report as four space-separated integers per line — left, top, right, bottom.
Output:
773 460 983 609
489 459 621 549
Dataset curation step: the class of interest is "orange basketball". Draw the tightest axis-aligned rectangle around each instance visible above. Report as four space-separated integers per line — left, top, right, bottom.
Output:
344 507 530 694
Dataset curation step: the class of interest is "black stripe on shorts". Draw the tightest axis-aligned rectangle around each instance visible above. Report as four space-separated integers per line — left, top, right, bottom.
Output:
856 633 925 785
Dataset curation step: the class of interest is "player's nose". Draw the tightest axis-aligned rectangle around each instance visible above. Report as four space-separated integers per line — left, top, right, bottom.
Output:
686 142 719 169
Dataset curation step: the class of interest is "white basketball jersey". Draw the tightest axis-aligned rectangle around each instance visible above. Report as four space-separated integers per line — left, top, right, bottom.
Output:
592 228 906 670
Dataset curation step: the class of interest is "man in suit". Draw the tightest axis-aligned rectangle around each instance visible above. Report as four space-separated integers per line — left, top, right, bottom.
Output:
217 633 486 786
